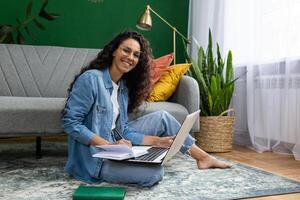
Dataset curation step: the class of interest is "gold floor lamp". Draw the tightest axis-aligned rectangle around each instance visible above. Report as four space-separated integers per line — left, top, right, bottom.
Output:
136 5 190 64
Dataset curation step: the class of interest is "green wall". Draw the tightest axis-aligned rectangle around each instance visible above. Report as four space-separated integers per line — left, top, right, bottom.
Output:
0 0 189 62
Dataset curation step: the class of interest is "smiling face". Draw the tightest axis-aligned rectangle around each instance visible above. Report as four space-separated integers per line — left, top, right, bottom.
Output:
110 38 141 81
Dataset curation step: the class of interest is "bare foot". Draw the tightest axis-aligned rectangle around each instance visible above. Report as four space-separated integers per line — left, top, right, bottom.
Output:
197 155 232 169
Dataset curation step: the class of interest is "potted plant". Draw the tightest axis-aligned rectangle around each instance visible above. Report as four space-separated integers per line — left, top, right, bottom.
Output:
184 29 240 152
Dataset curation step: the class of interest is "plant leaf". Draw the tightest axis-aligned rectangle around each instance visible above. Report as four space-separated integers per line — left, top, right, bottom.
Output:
207 92 213 115
33 19 46 30
216 43 224 85
17 30 25 44
0 25 14 43
0 32 14 43
217 43 223 68
26 0 33 19
182 38 191 63
16 18 22 25
224 84 234 110
39 10 60 21
0 25 13 35
210 75 220 115
24 26 35 40
207 29 215 77
40 0 49 12
226 50 233 83
39 0 59 21
197 47 204 71
0 33 8 43
210 75 218 99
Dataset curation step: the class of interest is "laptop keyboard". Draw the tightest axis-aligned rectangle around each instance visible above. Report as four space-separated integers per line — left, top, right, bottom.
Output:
135 147 168 161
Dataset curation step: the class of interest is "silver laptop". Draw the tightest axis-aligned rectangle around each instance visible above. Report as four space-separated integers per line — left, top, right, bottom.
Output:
126 110 200 165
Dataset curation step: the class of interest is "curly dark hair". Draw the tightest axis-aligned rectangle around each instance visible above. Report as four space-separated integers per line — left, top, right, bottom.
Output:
67 31 152 112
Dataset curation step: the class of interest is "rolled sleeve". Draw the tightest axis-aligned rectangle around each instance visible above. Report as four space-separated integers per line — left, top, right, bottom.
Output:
62 72 96 145
63 115 95 145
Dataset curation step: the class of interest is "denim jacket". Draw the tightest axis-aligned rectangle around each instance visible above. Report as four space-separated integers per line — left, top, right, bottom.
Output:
62 68 145 183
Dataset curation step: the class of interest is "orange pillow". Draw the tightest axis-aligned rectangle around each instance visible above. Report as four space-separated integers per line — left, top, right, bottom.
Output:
149 53 174 89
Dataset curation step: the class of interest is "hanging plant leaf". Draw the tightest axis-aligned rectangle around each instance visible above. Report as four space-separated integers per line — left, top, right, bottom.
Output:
0 32 14 43
39 10 60 21
17 30 25 44
26 0 33 19
0 25 13 35
0 25 14 43
0 34 7 43
48 13 60 19
16 18 22 27
40 0 48 12
33 19 46 30
24 26 35 40
39 0 60 20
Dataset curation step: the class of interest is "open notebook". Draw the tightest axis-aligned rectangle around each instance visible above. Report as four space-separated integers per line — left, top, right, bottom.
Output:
93 145 150 160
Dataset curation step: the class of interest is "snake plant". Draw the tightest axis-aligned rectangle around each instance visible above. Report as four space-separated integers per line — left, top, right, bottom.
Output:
184 29 239 116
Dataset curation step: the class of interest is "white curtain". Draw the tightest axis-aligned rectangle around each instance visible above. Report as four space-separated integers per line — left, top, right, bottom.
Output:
188 0 300 160
188 0 225 60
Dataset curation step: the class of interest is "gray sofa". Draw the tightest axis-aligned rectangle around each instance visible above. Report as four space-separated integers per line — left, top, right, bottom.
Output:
0 44 199 156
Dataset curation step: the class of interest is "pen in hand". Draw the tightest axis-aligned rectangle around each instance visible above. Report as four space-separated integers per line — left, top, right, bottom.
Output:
113 128 132 147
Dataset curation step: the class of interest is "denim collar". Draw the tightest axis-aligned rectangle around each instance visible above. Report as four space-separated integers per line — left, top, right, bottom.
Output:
102 67 125 90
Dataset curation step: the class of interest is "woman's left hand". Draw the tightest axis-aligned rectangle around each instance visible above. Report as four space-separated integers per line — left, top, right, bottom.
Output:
155 136 174 148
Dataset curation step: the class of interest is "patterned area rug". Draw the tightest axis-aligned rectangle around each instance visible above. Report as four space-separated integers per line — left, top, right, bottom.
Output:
1 141 300 200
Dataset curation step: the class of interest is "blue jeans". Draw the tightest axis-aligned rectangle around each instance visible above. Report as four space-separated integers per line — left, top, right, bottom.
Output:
99 111 195 187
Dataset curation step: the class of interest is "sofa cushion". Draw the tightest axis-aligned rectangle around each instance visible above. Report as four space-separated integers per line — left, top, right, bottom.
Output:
147 63 191 102
0 97 66 136
149 53 174 87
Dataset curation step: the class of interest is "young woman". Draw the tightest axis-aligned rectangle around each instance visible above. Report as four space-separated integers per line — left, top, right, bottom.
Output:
62 31 231 187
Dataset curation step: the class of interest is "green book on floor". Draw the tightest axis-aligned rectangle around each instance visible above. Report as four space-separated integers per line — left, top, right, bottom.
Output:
73 185 126 200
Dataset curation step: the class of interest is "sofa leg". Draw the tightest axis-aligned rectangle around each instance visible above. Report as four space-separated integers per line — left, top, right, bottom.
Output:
36 136 42 159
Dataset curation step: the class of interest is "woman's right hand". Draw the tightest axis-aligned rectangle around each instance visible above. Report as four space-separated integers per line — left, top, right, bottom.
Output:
114 139 132 148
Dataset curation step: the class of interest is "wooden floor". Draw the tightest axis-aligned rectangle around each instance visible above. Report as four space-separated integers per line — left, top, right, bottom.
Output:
214 145 300 200
1 137 300 199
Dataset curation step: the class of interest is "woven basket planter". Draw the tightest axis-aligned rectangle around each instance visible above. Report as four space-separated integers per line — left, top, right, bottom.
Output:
195 110 235 153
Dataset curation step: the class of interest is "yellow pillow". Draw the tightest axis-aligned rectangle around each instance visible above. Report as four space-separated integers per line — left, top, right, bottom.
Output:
147 63 191 102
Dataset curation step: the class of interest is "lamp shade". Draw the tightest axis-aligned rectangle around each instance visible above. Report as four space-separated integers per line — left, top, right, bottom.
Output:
136 5 190 64
136 7 152 31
